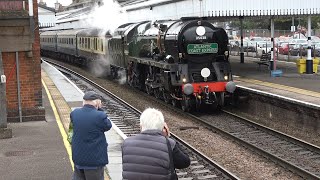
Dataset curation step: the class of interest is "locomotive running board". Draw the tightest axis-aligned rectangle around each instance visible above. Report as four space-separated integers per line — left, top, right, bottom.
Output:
128 56 176 69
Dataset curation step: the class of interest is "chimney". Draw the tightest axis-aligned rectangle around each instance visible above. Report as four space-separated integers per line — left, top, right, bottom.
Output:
55 1 61 11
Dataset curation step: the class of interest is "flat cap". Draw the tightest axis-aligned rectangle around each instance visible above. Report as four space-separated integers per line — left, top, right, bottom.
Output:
83 91 101 100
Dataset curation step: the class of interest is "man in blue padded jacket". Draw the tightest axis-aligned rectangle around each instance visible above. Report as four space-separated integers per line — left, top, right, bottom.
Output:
70 91 112 180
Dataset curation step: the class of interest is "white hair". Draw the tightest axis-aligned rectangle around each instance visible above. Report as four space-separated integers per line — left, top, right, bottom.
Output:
140 108 164 131
83 99 101 108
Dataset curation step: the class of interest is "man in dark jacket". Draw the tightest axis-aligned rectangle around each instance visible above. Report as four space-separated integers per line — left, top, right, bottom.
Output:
122 108 190 180
71 91 112 180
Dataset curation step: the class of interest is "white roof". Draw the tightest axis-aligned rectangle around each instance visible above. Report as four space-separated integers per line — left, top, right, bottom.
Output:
123 0 320 22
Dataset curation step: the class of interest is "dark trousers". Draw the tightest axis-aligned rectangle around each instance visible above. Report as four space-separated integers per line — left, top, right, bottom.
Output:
72 166 104 180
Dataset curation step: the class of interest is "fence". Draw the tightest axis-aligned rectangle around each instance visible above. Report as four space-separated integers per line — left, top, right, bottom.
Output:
229 43 320 62
231 29 320 38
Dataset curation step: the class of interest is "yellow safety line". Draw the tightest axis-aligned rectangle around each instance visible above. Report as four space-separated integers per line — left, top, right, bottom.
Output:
236 78 320 98
42 79 74 170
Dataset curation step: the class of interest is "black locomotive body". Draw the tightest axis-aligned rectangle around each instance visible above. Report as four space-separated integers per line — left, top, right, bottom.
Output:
113 19 236 111
40 18 236 112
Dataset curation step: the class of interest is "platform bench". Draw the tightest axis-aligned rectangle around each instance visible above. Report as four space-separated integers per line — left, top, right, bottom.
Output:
254 53 270 69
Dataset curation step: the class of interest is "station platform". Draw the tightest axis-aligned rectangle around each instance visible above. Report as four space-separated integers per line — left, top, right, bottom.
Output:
230 56 320 106
0 62 123 180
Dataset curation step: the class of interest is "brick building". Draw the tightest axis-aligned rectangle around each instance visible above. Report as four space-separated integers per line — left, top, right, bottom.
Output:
0 0 45 122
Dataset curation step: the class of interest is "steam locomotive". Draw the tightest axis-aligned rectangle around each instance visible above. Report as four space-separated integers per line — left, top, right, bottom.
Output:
40 18 236 112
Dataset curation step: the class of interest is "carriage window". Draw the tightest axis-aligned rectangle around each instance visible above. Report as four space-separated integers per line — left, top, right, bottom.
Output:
93 38 96 50
101 41 103 51
95 38 98 50
87 38 89 49
93 38 95 50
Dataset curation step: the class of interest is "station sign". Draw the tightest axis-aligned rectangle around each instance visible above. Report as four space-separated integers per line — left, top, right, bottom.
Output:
187 43 218 54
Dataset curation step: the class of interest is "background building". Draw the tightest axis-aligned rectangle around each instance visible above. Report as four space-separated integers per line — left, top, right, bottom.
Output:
0 0 44 122
38 3 55 28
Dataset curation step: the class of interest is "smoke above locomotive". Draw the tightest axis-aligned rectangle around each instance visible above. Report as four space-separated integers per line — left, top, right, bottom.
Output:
40 17 236 112
80 0 128 34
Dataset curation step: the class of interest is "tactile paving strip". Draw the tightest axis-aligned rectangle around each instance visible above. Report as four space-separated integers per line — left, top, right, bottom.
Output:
41 70 71 134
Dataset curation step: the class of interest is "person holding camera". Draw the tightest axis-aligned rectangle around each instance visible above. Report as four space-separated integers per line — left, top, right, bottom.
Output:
122 108 190 180
70 91 112 180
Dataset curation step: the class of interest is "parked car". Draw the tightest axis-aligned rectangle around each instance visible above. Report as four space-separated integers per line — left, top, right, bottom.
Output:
289 44 302 56
256 42 271 55
289 44 313 56
243 40 256 52
289 39 308 45
311 36 320 45
314 43 320 57
229 39 240 49
278 43 289 55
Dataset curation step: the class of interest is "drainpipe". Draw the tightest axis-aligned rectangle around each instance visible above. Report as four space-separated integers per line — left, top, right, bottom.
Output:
0 51 7 127
28 0 35 41
0 51 12 139
16 52 22 123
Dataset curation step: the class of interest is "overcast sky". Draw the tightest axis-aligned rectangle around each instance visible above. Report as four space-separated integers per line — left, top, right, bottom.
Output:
39 0 72 8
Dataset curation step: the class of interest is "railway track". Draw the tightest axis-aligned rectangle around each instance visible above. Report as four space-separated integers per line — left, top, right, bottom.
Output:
193 111 320 180
45 58 320 179
45 59 239 180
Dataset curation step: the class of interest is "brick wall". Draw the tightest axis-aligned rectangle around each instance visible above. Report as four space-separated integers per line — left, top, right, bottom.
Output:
2 0 45 122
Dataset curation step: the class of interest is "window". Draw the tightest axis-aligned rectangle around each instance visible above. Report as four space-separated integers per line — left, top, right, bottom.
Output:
95 38 98 50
